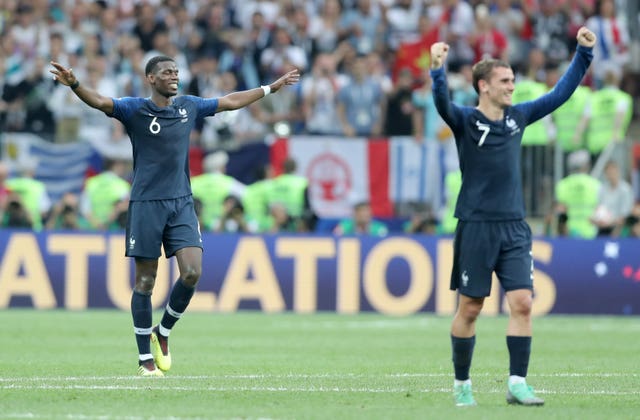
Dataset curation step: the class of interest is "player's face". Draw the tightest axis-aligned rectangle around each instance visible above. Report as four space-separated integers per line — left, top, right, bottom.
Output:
484 66 515 108
150 61 179 98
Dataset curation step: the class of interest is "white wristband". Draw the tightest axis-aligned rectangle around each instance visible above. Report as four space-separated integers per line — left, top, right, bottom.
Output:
261 85 271 96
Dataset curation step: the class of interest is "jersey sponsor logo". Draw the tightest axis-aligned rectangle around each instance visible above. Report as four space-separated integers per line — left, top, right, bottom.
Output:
461 270 469 287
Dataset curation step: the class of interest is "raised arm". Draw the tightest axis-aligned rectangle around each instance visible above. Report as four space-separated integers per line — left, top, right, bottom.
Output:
521 27 595 123
429 42 463 131
50 61 114 114
217 69 300 112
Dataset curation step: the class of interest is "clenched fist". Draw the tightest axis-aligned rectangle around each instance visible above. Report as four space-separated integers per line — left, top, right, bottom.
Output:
430 42 450 69
576 26 596 48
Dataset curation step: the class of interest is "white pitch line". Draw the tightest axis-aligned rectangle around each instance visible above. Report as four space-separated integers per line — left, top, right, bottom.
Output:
0 383 638 396
0 372 636 382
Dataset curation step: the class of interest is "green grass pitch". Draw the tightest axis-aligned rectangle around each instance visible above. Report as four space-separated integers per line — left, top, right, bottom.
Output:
1 310 638 419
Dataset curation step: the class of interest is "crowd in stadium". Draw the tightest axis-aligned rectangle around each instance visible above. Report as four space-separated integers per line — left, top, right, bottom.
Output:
0 0 639 237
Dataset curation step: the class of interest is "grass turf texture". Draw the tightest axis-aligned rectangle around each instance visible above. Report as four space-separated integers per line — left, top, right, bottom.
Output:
1 310 638 419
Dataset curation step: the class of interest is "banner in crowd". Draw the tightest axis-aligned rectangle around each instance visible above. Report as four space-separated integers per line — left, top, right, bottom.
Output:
0 231 638 315
270 136 453 218
1 133 100 202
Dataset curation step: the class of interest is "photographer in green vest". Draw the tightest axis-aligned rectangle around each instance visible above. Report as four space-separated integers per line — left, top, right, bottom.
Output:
584 68 632 159
554 150 601 238
191 151 246 231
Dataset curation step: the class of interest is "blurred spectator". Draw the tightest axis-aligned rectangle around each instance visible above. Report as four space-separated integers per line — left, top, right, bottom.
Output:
547 64 592 158
243 164 275 232
260 25 307 84
45 192 91 230
213 195 251 233
450 62 478 106
267 202 299 233
438 168 462 235
591 160 634 236
514 57 555 215
191 151 246 231
339 0 383 55
333 201 388 236
308 0 342 55
554 149 601 238
301 53 348 135
50 57 118 148
404 205 438 235
1 191 33 229
427 0 475 71
384 0 423 51
384 68 415 136
5 158 51 231
491 0 527 69
621 202 640 237
336 54 386 137
269 157 315 231
585 0 629 88
471 4 508 63
2 56 56 141
80 158 131 230
218 30 260 91
584 68 633 159
254 61 304 136
195 3 229 59
0 162 9 211
132 3 168 52
531 0 572 66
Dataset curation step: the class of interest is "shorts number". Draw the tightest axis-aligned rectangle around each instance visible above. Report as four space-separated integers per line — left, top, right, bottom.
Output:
149 116 161 134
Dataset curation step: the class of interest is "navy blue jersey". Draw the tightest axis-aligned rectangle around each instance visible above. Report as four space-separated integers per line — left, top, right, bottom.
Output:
431 46 593 221
109 95 218 201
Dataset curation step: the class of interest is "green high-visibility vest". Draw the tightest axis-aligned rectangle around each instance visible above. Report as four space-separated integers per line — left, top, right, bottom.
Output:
84 172 131 226
439 169 462 234
552 85 591 151
555 173 600 238
585 87 632 154
243 179 274 231
6 177 48 231
190 173 235 230
513 80 549 146
269 174 308 217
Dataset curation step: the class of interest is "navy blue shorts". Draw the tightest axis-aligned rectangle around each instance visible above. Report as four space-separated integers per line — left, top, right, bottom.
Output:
125 195 202 259
450 220 533 298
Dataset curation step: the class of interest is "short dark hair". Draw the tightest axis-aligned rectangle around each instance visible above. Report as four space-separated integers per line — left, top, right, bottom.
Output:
471 58 511 94
145 56 175 76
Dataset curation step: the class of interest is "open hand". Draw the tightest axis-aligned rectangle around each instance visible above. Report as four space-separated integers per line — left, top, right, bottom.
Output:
49 61 78 87
270 69 301 94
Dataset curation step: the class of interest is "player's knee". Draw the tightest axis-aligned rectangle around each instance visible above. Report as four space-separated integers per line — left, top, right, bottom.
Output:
135 274 156 293
459 300 483 321
509 293 533 317
181 265 201 288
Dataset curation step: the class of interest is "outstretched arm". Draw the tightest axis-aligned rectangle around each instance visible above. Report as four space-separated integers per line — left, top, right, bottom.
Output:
217 69 300 112
522 27 596 123
429 42 463 131
50 61 114 114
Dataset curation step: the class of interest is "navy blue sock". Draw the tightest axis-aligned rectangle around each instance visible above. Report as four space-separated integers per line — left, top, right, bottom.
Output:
131 290 152 357
160 279 195 331
451 335 475 381
507 336 531 377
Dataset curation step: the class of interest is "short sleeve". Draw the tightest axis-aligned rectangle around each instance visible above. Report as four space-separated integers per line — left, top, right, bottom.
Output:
190 96 219 119
110 97 144 122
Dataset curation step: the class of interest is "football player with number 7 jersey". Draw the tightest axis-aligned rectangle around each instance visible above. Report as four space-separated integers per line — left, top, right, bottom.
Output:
429 27 596 406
